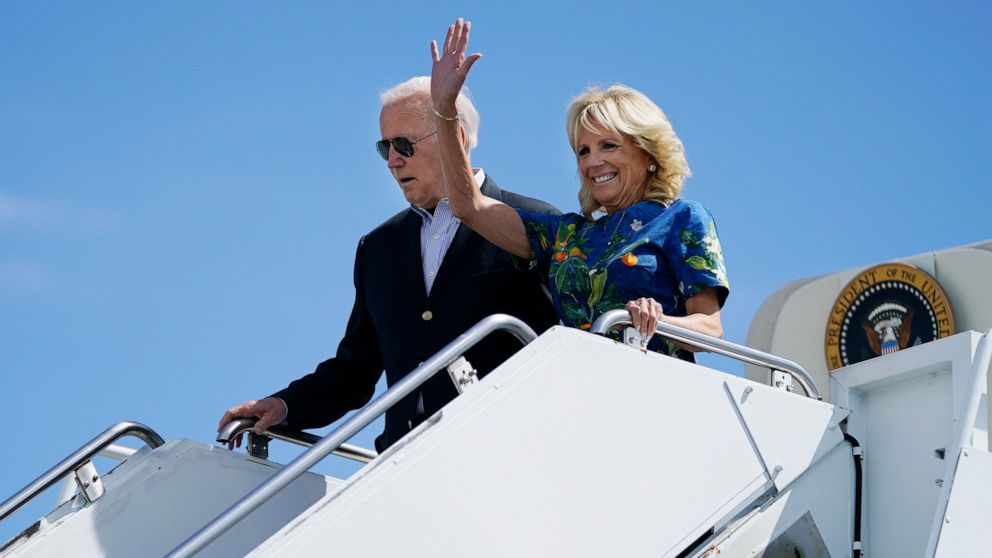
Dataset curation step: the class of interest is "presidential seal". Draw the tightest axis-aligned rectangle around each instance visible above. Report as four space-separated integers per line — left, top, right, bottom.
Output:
825 263 955 371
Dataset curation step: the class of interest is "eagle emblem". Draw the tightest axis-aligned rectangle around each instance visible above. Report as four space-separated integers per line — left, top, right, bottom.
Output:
825 263 955 370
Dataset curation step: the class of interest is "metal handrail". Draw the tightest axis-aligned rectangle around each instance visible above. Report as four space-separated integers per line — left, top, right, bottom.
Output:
948 329 992 461
53 444 139 507
217 419 378 464
166 313 537 558
590 309 821 399
0 421 165 522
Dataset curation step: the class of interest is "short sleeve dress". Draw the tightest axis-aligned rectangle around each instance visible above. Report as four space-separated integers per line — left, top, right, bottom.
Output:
517 199 729 360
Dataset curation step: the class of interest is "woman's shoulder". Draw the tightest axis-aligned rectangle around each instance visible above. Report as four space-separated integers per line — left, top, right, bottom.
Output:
669 198 712 214
627 198 709 223
661 198 719 226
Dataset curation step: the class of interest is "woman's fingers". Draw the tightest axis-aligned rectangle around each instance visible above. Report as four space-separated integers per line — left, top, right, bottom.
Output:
441 18 476 60
626 297 663 340
443 22 455 54
625 299 644 338
452 19 463 53
644 299 659 338
457 20 471 53
432 19 483 97
639 298 653 338
463 52 482 74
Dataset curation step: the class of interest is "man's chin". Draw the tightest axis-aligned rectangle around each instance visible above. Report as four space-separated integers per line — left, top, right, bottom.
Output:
401 190 435 209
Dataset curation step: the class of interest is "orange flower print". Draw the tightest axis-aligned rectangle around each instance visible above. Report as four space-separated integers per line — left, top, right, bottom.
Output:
622 252 638 266
554 251 567 262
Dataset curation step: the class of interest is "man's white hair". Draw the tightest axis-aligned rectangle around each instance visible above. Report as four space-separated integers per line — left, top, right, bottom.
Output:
379 76 480 151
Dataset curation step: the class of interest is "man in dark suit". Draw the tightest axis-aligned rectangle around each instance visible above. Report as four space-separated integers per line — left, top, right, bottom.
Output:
218 77 558 452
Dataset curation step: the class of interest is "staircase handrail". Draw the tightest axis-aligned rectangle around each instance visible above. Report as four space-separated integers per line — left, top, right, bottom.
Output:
590 309 821 399
216 419 378 464
166 313 537 558
0 421 165 522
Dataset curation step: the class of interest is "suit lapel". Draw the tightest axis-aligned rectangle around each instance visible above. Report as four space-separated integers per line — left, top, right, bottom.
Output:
428 177 502 302
396 209 429 300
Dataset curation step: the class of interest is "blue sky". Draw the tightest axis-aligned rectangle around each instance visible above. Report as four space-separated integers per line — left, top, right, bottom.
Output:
2 2 989 543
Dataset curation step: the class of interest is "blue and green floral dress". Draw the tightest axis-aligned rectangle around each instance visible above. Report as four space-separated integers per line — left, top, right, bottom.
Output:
517 199 729 360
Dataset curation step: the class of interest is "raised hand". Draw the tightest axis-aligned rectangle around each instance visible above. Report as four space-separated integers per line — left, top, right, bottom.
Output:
430 18 482 116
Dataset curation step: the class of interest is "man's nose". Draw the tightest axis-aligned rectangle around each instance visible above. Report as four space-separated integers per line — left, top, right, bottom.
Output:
387 148 405 168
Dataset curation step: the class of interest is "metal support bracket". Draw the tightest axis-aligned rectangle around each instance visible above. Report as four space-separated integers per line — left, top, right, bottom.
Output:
771 369 794 393
622 327 645 348
73 460 105 503
247 433 270 460
446 356 478 394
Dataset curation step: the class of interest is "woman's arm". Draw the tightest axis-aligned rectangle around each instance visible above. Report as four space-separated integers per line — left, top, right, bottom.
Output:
626 287 723 350
430 19 531 259
665 287 723 341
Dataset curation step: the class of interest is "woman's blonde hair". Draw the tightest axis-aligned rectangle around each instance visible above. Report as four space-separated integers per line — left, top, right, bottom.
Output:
566 85 690 219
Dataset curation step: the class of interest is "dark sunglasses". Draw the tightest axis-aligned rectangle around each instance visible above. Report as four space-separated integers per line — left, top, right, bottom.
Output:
375 130 438 160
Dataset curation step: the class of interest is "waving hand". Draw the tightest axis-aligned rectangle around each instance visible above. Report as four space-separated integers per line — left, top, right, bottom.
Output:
430 18 483 116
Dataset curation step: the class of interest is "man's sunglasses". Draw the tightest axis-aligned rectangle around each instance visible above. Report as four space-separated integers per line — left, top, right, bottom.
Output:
375 130 438 160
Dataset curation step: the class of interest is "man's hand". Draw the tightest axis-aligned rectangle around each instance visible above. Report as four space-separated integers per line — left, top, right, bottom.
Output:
217 397 288 450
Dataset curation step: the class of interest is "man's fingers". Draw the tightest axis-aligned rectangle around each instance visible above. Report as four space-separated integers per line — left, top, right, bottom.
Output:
217 404 249 432
254 409 279 434
219 399 285 451
430 40 439 62
218 399 265 433
217 411 234 432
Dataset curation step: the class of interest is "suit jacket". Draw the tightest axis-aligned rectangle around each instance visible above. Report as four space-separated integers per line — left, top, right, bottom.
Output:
273 176 559 451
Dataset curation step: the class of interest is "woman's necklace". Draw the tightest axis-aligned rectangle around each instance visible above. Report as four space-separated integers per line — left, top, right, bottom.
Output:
606 210 627 246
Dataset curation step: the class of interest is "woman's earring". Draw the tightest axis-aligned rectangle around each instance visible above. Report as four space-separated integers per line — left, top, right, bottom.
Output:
648 164 657 172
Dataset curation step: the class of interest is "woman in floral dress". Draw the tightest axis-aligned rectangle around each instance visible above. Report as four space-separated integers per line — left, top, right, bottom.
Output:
429 19 728 360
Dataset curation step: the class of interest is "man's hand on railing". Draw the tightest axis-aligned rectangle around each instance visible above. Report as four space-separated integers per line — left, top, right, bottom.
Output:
217 397 288 450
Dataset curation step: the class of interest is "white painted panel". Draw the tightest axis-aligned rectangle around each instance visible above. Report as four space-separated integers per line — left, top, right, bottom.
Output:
699 442 854 558
725 380 845 491
861 371 953 557
2 440 336 558
934 447 992 556
253 328 841 558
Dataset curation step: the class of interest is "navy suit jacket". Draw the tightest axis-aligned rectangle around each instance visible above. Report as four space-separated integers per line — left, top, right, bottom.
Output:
273 176 559 451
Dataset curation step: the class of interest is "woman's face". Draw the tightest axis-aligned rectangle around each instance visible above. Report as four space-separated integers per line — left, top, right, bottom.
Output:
576 122 653 214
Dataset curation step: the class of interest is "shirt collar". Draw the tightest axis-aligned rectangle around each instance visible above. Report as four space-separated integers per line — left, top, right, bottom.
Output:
411 168 486 220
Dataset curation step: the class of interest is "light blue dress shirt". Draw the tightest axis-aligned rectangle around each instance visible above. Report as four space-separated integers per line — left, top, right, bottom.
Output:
412 169 485 294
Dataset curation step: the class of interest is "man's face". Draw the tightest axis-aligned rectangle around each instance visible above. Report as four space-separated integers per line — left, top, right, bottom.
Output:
379 96 445 209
